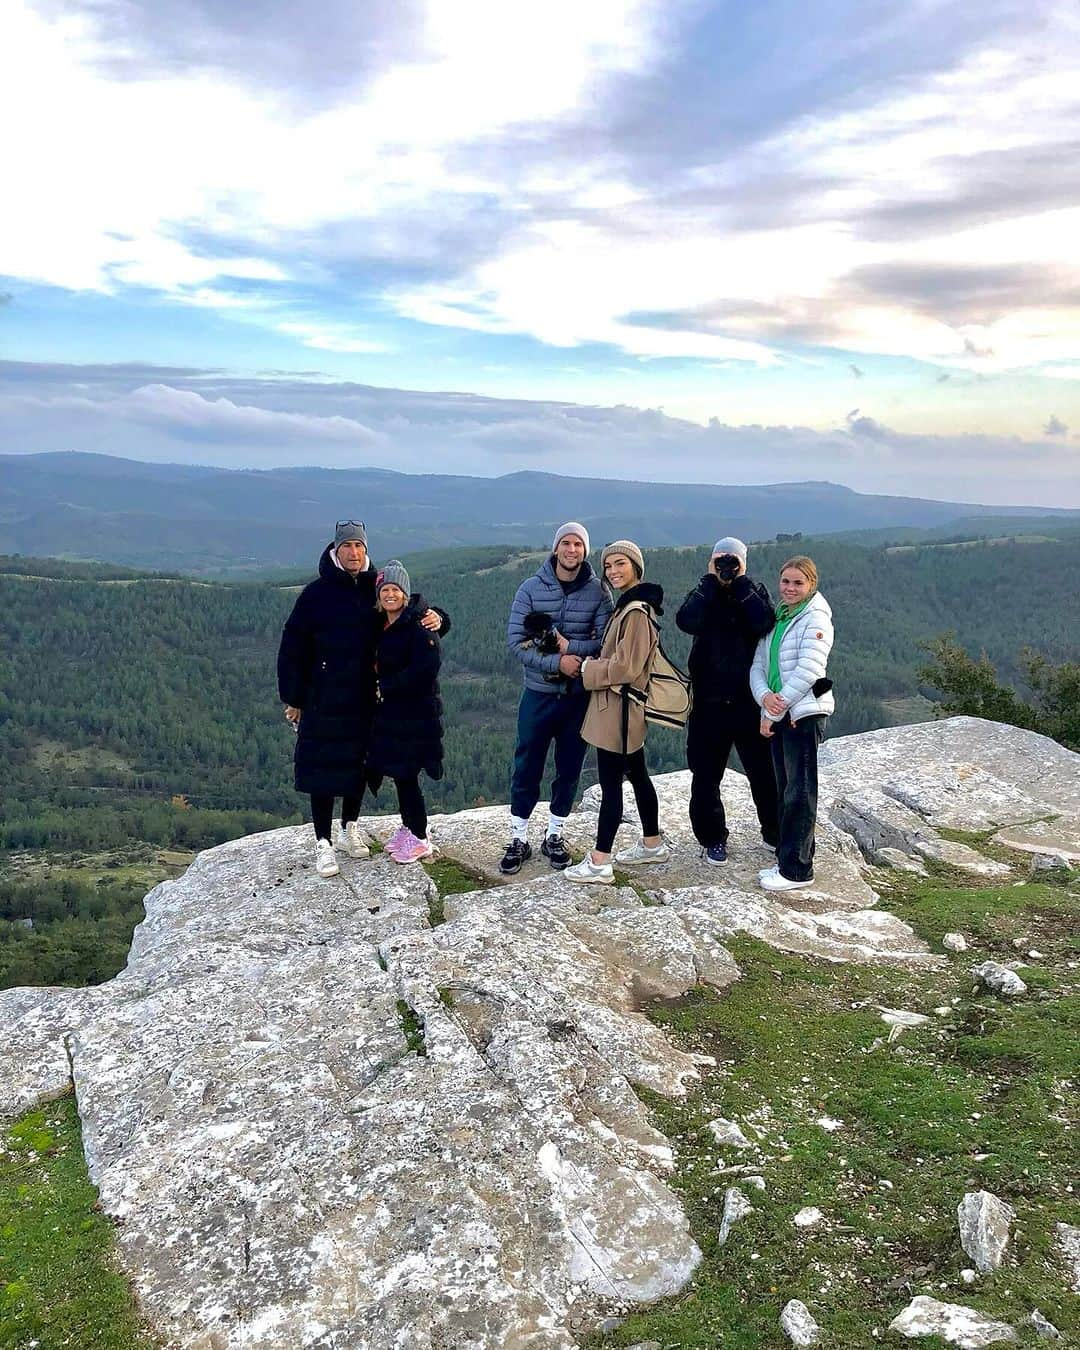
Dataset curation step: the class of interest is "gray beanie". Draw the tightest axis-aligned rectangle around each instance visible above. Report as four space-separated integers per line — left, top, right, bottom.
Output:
711 536 747 566
552 521 590 555
335 520 367 547
376 559 410 596
600 539 645 580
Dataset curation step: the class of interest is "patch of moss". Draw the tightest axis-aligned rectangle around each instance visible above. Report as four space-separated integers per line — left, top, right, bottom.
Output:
422 858 485 926
395 999 426 1056
0 1094 155 1348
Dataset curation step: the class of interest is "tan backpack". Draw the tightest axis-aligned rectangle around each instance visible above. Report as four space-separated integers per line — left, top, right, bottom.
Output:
612 600 693 741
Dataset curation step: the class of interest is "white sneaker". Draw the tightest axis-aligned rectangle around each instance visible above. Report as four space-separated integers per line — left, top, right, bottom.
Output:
565 855 615 885
342 820 371 859
758 864 779 880
614 839 671 865
760 869 813 892
314 838 339 878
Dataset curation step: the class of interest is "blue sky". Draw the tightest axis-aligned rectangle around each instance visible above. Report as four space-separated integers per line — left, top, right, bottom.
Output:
2 0 1078 504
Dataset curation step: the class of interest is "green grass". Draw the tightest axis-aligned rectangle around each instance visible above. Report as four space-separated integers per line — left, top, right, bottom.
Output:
588 868 1080 1349
0 1095 154 1349
422 857 485 926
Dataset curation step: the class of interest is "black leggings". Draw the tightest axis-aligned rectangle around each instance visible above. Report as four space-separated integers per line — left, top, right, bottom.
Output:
394 775 428 839
310 793 363 843
595 747 660 854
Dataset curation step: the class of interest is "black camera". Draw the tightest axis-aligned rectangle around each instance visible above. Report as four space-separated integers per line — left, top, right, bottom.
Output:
714 555 740 581
521 611 564 682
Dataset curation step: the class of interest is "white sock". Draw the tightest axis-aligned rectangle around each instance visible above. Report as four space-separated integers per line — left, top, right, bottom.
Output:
547 815 566 837
510 814 530 842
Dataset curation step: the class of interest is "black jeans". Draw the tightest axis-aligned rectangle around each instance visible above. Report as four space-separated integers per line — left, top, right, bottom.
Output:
394 775 428 839
510 687 590 820
770 715 826 881
687 700 779 848
595 747 660 854
310 792 363 842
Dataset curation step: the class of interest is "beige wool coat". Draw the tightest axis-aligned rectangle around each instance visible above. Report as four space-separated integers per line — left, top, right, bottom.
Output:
581 600 659 754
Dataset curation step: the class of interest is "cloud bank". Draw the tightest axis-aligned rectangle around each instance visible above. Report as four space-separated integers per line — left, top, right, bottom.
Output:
2 361 1076 507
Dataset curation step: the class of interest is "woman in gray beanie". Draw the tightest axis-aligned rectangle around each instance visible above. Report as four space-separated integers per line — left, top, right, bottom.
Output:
566 540 669 885
365 561 444 864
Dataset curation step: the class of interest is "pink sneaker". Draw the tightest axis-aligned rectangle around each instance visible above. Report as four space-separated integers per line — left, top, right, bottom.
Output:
385 824 408 854
392 830 434 864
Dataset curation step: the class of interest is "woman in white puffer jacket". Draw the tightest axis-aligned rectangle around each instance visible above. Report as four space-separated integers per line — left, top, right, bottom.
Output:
750 555 834 892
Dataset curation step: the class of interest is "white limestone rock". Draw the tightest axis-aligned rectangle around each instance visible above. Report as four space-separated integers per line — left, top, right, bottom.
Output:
793 1206 825 1229
819 718 1080 829
780 1298 822 1345
993 817 1080 864
708 1118 754 1149
830 789 1009 878
957 1190 1015 1272
1056 1222 1080 1292
889 1295 1019 1346
943 933 969 953
1027 1308 1062 1339
664 886 942 967
971 961 1028 997
718 1186 754 1245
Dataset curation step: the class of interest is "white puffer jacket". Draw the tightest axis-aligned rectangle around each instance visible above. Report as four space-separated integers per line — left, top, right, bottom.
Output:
750 591 835 722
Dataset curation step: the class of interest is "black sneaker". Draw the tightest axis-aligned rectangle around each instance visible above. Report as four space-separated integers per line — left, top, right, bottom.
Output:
499 838 533 875
541 834 571 869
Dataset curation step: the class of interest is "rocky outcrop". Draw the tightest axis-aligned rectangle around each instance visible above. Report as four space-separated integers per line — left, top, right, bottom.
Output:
889 1296 1019 1346
1 718 1076 1348
958 1190 1015 1272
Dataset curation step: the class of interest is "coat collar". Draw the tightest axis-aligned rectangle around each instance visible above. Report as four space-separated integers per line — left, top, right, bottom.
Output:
612 580 664 616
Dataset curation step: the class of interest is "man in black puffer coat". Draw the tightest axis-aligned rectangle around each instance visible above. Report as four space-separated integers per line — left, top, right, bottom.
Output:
676 536 777 863
277 521 448 878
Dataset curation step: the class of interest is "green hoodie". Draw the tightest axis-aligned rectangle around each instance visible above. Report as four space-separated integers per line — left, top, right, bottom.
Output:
767 598 810 693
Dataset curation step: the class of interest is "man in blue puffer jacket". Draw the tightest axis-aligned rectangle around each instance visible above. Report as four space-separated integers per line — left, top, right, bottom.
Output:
500 522 611 874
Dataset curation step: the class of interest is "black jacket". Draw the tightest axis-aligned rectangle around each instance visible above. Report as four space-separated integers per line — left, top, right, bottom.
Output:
366 600 444 785
676 573 775 705
277 547 448 795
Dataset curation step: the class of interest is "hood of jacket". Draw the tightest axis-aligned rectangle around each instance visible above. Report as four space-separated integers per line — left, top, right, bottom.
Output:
318 543 377 594
613 580 664 616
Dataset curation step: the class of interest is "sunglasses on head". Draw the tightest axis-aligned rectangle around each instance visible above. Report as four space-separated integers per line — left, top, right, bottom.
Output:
336 520 366 531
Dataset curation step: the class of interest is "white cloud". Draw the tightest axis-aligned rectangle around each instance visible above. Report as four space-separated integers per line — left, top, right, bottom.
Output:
3 366 1077 505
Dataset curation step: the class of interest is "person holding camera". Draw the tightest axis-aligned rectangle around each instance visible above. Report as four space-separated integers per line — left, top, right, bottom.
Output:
750 555 834 891
676 537 778 864
501 522 611 874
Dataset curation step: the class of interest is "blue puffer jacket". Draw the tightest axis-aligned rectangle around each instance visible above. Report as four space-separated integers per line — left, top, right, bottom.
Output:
507 557 612 694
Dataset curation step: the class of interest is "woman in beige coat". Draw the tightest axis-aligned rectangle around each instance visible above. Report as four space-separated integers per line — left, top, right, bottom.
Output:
566 541 669 885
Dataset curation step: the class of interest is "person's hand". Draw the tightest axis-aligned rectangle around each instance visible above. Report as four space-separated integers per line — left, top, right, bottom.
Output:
284 705 301 724
559 654 582 677
420 609 441 632
554 630 570 655
759 717 774 738
762 692 787 717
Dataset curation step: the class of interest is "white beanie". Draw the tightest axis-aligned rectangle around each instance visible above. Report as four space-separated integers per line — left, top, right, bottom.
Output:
711 536 747 566
552 521 590 555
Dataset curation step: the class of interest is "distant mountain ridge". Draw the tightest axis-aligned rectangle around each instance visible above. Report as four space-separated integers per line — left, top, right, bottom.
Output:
2 451 1077 573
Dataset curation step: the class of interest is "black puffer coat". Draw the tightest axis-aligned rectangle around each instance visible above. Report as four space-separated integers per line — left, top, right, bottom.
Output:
276 546 380 795
366 600 444 786
676 573 776 705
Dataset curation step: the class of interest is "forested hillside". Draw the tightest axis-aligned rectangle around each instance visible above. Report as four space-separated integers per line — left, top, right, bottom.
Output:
2 533 1077 988
5 451 1078 573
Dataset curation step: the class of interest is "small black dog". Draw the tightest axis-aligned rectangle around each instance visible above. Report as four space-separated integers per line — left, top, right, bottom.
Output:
520 611 564 682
